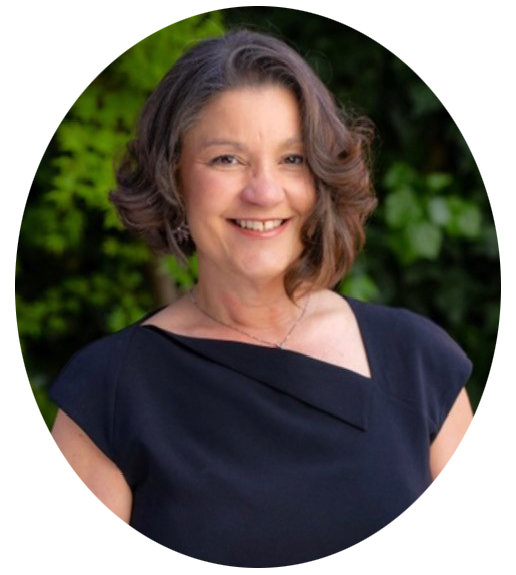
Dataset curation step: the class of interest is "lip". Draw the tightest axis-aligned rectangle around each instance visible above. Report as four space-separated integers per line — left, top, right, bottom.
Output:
227 218 291 238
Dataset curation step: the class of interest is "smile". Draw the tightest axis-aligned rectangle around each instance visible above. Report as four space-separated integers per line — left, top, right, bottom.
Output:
231 219 286 232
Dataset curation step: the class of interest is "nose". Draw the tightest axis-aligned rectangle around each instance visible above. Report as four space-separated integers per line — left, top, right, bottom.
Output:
240 165 284 207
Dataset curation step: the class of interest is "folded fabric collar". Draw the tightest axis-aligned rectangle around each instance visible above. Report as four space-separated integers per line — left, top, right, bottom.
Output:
144 327 375 431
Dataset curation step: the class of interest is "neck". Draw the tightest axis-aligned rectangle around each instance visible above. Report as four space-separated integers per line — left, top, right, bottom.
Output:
193 271 307 333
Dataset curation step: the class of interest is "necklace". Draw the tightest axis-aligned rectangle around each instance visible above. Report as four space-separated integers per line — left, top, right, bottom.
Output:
189 289 310 350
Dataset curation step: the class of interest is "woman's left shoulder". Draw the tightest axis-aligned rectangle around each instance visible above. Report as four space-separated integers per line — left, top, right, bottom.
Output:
345 295 473 436
345 295 473 393
346 295 466 357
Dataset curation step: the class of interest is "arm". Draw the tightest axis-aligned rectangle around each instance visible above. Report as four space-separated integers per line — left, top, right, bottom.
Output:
429 388 473 480
52 409 133 523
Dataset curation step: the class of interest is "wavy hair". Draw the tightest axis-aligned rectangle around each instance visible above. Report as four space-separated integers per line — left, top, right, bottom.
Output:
110 30 377 298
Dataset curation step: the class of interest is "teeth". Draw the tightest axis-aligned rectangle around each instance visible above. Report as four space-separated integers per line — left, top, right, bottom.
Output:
234 219 284 231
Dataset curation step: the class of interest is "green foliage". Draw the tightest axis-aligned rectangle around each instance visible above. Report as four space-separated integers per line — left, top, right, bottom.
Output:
382 162 482 264
165 254 199 291
17 13 224 424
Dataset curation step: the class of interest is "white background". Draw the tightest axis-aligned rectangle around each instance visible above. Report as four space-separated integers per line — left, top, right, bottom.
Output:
2 1 514 573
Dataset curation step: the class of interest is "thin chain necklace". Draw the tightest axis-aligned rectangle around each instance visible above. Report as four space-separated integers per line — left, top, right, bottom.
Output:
189 289 310 350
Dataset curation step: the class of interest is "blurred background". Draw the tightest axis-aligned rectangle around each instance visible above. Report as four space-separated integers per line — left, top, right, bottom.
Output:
16 7 499 429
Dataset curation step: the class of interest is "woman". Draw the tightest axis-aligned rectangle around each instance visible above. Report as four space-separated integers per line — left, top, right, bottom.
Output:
50 30 473 567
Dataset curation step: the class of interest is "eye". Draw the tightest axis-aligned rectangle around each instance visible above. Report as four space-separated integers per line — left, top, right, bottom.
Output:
283 154 306 166
210 155 239 166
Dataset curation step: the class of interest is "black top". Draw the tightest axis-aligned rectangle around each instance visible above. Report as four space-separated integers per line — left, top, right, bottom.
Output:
49 296 472 567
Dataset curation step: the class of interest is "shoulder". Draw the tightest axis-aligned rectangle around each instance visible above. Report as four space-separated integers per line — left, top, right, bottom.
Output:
347 296 472 438
48 320 152 463
57 323 139 379
347 295 467 360
348 299 473 441
346 296 472 406
48 319 150 415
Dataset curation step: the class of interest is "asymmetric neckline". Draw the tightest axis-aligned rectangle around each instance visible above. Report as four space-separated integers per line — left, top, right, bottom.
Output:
138 295 375 382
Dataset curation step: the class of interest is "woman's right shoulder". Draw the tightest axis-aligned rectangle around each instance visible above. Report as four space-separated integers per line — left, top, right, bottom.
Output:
49 321 149 476
51 308 168 391
61 323 139 373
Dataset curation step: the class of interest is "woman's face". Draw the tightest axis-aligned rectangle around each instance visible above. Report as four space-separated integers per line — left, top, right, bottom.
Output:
179 85 316 286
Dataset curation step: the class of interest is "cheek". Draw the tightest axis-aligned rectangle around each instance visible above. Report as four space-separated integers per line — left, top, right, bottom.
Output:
298 178 317 214
183 170 219 214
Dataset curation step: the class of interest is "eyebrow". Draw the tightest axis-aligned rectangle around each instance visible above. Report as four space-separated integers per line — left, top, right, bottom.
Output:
199 137 304 151
200 139 247 151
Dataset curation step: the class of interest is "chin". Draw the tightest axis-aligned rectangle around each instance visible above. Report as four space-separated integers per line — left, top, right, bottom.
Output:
232 256 296 284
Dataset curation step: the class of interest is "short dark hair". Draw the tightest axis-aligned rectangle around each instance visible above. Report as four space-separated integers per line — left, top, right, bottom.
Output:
110 29 377 298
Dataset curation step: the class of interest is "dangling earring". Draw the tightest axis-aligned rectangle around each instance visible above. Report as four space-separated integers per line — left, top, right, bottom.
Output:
171 222 190 244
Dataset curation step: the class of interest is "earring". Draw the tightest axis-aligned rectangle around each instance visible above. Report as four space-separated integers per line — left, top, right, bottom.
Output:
171 222 190 244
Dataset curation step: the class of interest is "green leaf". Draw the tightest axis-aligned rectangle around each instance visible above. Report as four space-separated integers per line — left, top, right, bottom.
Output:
383 162 419 190
340 273 380 302
456 204 482 237
445 197 482 237
428 196 451 226
385 187 423 228
425 173 453 193
406 221 442 259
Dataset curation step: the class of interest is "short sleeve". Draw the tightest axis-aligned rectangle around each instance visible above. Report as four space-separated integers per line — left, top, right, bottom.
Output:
48 329 131 464
400 309 473 442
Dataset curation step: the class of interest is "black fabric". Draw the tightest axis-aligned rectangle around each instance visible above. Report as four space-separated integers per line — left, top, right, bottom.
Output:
49 296 472 567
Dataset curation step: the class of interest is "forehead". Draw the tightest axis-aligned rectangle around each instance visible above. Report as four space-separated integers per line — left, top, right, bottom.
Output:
184 86 303 147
